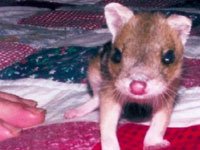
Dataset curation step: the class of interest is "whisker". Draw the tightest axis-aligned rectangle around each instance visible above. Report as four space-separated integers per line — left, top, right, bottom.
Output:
160 93 172 110
165 88 177 96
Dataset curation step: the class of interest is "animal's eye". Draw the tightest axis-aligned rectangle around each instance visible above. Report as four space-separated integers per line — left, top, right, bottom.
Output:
161 50 175 65
111 48 122 63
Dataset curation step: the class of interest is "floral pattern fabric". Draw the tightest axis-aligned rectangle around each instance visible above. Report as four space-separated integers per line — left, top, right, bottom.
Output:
0 46 99 83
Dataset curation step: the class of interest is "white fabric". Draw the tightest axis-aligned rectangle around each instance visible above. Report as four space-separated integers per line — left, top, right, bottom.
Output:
185 36 200 59
0 78 199 128
0 5 199 128
1 6 200 51
0 6 49 24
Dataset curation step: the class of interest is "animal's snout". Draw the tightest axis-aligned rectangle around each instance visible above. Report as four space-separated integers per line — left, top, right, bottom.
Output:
129 80 147 95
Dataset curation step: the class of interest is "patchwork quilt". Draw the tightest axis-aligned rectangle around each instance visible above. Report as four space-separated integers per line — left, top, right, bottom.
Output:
0 0 200 149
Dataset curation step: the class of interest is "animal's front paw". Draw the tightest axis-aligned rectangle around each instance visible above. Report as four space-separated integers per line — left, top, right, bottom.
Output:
102 144 120 150
144 139 170 150
64 108 84 119
101 136 120 150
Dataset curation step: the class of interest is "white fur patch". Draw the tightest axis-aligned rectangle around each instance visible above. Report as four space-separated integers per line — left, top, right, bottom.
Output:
167 15 192 45
104 3 134 41
115 77 166 101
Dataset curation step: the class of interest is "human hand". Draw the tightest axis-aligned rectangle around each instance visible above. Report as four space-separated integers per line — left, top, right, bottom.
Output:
0 92 46 141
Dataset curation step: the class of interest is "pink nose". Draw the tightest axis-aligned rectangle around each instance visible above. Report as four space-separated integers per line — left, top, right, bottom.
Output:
130 80 146 95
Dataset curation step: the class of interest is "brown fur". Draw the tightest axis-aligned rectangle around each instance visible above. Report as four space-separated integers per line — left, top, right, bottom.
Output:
88 13 184 109
114 12 183 83
65 4 191 149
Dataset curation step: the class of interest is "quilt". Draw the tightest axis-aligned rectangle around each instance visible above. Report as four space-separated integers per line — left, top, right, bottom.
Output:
0 0 200 150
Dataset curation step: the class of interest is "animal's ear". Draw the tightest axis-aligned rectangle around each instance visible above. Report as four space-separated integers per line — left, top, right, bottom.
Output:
167 15 192 45
104 3 134 41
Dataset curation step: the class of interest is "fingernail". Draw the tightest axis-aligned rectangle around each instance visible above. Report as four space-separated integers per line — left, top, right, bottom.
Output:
36 108 46 114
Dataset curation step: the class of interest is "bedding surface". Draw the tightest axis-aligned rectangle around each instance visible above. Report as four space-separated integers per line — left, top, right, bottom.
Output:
0 0 200 149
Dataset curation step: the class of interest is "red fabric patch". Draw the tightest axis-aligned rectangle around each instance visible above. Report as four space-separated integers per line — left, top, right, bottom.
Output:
0 42 36 70
0 122 100 150
93 123 200 150
0 121 200 150
18 10 105 30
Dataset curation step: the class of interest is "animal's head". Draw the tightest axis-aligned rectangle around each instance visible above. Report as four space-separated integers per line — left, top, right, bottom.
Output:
103 3 192 101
